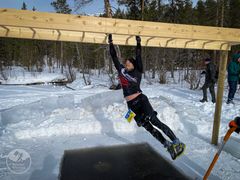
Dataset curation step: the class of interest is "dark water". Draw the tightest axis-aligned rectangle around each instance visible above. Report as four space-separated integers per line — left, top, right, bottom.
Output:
59 143 190 180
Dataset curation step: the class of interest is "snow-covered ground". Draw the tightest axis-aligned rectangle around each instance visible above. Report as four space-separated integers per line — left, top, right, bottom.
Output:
0 66 67 85
0 73 240 180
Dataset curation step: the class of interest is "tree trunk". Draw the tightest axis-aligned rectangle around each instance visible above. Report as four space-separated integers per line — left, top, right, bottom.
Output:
157 0 161 21
220 0 224 27
104 0 112 17
214 0 220 61
60 41 64 74
75 43 88 85
104 0 113 75
141 0 144 21
170 50 175 78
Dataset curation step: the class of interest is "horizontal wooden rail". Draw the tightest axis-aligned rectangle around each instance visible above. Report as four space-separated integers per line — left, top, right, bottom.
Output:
0 26 231 50
0 8 239 50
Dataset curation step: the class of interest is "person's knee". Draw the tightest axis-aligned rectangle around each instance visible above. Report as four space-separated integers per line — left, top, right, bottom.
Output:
145 111 162 125
142 121 153 132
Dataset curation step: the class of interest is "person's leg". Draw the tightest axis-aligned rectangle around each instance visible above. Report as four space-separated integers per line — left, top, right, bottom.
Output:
201 83 209 102
128 94 185 160
148 112 177 141
232 81 238 99
141 121 166 144
139 98 185 160
127 95 169 145
228 81 235 102
209 83 216 103
140 94 177 142
127 96 143 127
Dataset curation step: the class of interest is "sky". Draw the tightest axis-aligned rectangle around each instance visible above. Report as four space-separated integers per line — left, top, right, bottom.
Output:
0 0 198 15
0 0 120 14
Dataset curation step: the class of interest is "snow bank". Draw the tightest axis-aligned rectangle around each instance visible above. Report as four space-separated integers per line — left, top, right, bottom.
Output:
0 94 74 126
15 120 102 139
1 66 67 85
67 73 112 90
0 81 239 180
10 90 136 140
223 136 240 159
160 106 184 132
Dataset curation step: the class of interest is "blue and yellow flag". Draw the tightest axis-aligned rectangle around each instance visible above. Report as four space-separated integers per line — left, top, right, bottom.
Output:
125 109 136 123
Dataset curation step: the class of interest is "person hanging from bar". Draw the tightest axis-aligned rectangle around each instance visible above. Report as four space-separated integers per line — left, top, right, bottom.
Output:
108 34 185 160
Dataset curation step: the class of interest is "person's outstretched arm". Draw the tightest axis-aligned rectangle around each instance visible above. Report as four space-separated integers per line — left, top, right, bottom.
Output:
108 34 121 72
135 36 143 73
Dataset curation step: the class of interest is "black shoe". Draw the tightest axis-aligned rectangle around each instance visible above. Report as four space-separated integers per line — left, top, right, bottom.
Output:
212 100 216 103
227 99 234 104
167 144 177 160
200 99 208 103
173 143 186 158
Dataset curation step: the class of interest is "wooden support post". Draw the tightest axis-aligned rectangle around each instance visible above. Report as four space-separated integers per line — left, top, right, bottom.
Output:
212 50 229 145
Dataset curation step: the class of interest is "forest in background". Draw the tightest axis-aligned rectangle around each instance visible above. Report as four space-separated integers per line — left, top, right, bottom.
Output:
0 0 240 89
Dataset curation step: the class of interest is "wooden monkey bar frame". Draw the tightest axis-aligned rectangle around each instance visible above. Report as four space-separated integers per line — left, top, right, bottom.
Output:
1 8 240 145
1 8 240 50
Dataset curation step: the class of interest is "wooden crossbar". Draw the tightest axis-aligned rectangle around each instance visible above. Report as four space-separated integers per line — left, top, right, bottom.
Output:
0 8 240 50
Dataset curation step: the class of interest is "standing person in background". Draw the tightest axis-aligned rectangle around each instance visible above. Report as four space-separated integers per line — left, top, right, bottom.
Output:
227 53 240 104
200 58 217 103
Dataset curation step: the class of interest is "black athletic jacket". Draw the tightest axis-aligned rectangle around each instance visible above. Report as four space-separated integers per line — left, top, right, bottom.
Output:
109 42 143 97
205 62 217 83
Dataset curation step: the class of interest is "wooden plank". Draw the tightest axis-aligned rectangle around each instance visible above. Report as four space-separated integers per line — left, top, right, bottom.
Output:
0 26 231 50
212 51 229 145
0 8 240 44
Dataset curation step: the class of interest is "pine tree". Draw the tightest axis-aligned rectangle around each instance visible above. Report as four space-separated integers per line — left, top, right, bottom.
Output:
156 0 164 21
144 0 158 21
229 0 240 28
21 2 27 10
117 0 147 20
164 0 192 24
113 8 126 19
195 0 206 25
51 0 72 14
204 0 218 26
51 0 72 73
178 0 194 24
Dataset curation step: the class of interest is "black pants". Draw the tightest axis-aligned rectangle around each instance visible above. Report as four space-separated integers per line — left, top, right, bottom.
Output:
202 82 216 101
127 94 177 144
228 80 238 101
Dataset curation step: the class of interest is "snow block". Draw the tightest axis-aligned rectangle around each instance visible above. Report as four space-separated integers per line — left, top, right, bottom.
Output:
59 143 190 180
40 96 58 116
0 114 2 136
57 94 74 109
78 91 123 110
222 136 240 159
1 100 44 125
0 94 74 126
0 113 2 126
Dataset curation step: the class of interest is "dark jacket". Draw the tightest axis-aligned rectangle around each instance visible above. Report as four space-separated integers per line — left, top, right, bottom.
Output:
228 54 240 82
109 42 143 97
205 61 217 83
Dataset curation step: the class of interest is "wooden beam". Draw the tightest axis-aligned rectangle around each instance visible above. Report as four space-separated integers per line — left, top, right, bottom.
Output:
212 51 229 145
0 26 231 51
0 8 240 47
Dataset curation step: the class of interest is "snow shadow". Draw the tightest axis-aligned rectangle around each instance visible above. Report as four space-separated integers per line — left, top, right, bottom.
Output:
156 95 212 144
92 107 131 144
79 90 132 144
29 154 57 180
0 94 74 127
